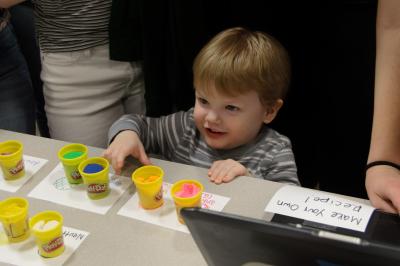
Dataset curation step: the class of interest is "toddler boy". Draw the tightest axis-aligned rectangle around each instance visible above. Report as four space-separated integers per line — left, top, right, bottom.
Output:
103 27 299 186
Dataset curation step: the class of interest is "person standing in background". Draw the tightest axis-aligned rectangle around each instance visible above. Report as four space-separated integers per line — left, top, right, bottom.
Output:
10 1 49 137
0 7 36 134
0 0 146 148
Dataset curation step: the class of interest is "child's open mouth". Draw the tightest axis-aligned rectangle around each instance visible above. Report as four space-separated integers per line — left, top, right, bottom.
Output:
205 128 226 137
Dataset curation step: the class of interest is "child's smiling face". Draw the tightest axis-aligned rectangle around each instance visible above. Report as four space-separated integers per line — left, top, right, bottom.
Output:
193 84 278 150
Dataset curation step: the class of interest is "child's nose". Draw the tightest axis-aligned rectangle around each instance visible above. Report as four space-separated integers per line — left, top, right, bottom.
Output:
205 110 220 123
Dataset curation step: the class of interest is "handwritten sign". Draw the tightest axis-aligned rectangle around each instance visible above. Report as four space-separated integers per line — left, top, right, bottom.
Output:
118 182 230 233
0 155 48 192
202 192 219 209
28 163 131 215
264 186 375 232
63 229 88 241
0 226 89 266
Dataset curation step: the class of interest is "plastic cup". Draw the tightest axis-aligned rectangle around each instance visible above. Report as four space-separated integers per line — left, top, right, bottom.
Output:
78 157 110 200
29 211 65 258
0 140 25 180
171 179 204 224
58 143 88 184
0 197 30 242
131 165 164 209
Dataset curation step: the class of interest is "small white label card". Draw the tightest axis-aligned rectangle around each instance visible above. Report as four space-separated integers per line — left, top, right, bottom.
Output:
28 163 131 215
264 186 375 232
0 226 89 266
0 155 48 192
118 182 230 233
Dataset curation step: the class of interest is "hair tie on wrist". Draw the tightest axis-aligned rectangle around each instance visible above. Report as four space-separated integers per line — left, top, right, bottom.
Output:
365 161 400 171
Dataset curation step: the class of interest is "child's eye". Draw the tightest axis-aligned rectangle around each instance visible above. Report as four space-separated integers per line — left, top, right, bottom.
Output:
197 97 208 105
226 105 239 112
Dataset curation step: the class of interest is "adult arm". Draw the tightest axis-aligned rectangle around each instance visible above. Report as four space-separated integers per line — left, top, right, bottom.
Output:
366 0 400 213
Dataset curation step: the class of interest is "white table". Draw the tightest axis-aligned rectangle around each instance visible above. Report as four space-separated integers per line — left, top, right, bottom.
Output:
0 129 369 266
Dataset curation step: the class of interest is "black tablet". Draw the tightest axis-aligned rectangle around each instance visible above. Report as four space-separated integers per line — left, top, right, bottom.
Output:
181 208 400 266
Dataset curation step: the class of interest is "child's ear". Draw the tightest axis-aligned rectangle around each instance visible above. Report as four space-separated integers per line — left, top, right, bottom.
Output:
263 99 283 124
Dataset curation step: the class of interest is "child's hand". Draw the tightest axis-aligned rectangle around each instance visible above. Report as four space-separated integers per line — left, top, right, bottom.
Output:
102 130 151 175
208 159 249 184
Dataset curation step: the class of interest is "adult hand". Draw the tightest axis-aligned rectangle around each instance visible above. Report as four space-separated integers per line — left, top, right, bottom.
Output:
208 159 249 184
366 166 400 213
102 130 151 175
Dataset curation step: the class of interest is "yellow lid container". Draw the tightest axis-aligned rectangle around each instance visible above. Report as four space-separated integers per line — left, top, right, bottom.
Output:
0 197 30 242
58 143 88 184
29 211 65 258
78 157 110 200
0 140 25 180
132 165 164 209
171 179 204 224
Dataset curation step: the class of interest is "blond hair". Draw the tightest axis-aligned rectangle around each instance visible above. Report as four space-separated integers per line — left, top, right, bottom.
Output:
193 27 291 105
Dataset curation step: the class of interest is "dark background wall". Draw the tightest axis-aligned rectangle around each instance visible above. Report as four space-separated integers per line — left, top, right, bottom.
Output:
142 0 377 199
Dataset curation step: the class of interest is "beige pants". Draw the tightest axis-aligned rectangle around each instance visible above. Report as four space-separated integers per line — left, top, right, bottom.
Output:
41 44 145 148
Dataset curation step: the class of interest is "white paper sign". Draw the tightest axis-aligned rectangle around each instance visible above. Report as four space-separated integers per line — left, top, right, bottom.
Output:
0 155 48 192
0 226 89 266
118 182 230 233
264 186 375 232
28 163 131 215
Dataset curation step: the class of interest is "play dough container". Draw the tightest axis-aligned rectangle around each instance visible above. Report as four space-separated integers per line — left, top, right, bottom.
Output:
58 143 88 184
78 157 110 200
29 211 65 258
132 165 164 209
0 197 30 242
0 140 25 180
171 180 204 224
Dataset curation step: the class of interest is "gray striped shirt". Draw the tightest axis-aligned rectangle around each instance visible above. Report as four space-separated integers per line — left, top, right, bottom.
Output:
109 108 300 185
32 0 110 52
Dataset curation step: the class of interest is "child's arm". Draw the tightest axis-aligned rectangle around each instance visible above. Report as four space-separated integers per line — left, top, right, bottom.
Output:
208 159 250 184
103 130 150 175
110 111 189 156
208 131 299 185
105 111 191 173
207 154 299 186
262 144 299 186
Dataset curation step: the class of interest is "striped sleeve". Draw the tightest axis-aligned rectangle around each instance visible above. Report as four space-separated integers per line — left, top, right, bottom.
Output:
108 110 190 157
261 140 299 186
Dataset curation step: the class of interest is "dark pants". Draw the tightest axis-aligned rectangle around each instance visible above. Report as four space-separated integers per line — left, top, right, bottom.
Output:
10 4 50 137
0 23 35 134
